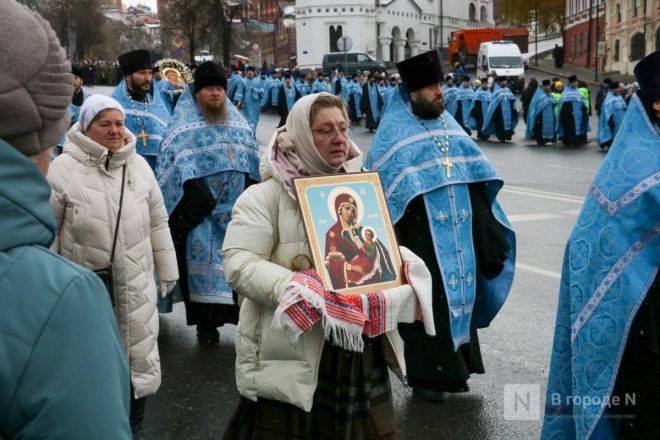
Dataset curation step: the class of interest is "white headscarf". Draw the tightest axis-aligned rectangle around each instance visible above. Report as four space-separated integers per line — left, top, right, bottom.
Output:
79 94 125 130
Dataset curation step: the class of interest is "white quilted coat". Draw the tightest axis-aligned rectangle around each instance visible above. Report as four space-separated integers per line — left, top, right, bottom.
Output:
48 123 178 398
222 142 410 412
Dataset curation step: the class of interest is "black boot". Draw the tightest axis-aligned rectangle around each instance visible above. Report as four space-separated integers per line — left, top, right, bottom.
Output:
130 395 147 440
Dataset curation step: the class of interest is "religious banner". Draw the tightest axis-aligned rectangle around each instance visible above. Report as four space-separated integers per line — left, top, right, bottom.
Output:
294 172 403 295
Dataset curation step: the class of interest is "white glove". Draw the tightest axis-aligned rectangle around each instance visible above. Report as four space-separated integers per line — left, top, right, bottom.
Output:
159 280 177 298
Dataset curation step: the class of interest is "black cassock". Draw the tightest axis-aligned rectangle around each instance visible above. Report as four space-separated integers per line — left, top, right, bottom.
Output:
276 85 301 128
470 101 487 139
491 100 518 142
455 101 472 135
395 183 510 393
360 83 384 131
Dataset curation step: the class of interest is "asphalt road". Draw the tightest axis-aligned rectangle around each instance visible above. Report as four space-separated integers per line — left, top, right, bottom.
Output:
87 86 604 439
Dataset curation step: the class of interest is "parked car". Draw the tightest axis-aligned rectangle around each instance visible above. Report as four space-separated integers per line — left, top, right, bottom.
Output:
322 52 386 75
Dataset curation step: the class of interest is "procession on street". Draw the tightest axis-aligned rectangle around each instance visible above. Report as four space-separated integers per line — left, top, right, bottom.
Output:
1 1 659 439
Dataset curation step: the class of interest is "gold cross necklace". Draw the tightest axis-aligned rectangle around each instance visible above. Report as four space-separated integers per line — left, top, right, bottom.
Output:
131 98 149 147
420 113 452 178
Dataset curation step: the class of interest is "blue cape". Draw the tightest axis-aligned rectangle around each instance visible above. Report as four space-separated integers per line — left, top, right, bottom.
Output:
482 87 518 135
597 92 627 145
367 82 382 121
542 94 660 440
312 79 330 94
556 86 591 136
364 85 516 349
525 88 557 139
443 85 459 117
111 80 170 165
456 85 475 126
468 88 492 130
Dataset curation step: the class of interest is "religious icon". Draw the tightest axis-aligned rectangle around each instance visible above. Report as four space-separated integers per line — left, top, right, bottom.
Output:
294 172 404 295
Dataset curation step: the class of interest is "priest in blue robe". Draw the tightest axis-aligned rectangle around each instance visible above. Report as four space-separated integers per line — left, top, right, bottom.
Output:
525 79 558 145
156 62 260 343
365 49 516 402
112 49 170 170
481 77 518 143
346 73 363 125
542 49 660 440
597 81 628 149
361 74 384 132
455 75 475 135
443 75 458 119
239 66 266 135
276 72 301 127
469 78 492 140
556 74 590 147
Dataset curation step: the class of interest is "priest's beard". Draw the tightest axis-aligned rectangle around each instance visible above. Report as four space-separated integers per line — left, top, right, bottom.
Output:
411 95 445 120
127 77 150 102
199 100 228 124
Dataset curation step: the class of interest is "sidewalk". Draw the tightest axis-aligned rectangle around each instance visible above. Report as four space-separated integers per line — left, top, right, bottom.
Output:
528 58 635 86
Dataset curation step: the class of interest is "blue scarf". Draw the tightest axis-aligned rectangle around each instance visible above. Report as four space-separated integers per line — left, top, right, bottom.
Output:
111 80 170 168
482 87 518 135
156 88 260 304
456 85 475 125
597 92 627 145
556 86 590 136
364 86 516 349
525 88 557 139
542 93 660 440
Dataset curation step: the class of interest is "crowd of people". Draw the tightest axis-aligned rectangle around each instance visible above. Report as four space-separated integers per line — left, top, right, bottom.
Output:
1 1 658 439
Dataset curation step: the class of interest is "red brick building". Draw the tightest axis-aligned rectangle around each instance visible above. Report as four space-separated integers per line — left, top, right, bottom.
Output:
563 0 605 68
247 0 295 68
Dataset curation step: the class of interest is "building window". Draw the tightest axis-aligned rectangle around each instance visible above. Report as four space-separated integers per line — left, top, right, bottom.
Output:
578 33 583 55
616 4 621 22
480 5 488 22
656 27 660 51
633 0 638 17
614 39 620 61
469 3 476 21
630 32 645 60
572 35 577 57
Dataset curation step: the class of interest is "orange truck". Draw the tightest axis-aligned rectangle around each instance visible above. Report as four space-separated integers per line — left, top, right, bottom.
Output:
448 28 529 66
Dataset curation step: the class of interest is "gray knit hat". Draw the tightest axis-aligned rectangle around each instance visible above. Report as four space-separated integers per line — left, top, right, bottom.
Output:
0 1 72 156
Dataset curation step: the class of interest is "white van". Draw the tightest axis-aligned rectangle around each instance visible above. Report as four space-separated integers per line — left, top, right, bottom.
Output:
477 41 525 93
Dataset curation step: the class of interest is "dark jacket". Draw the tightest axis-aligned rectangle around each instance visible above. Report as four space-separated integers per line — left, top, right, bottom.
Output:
0 141 131 439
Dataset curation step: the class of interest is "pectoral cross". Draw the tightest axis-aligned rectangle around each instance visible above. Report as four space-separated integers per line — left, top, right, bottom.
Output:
139 129 149 146
443 155 453 178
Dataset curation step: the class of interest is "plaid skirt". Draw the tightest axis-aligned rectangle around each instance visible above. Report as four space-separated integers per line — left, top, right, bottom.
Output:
222 336 395 440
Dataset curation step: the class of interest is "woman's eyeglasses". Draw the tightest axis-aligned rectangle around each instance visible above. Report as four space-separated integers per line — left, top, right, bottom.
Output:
312 125 350 140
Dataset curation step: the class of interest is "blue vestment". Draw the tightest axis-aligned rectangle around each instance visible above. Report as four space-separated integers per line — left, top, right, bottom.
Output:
311 79 330 94
364 85 516 349
227 74 245 104
525 88 557 140
597 92 627 146
456 84 475 131
542 93 660 440
556 85 591 138
156 88 260 304
268 78 281 106
296 78 310 96
468 88 492 131
367 82 381 122
346 80 363 119
242 77 265 134
482 87 518 136
111 80 170 170
443 85 459 117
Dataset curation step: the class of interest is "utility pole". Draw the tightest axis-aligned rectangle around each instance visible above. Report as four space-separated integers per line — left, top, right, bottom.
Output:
534 0 538 66
586 0 593 68
595 1 599 81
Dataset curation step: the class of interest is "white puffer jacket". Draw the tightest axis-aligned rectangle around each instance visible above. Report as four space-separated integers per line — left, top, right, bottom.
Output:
48 123 178 398
222 143 412 412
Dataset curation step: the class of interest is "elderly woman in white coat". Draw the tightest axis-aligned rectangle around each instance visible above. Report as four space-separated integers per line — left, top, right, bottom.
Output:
47 94 178 438
221 92 435 439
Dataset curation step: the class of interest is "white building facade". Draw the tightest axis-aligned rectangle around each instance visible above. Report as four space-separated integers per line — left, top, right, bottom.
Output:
295 0 495 70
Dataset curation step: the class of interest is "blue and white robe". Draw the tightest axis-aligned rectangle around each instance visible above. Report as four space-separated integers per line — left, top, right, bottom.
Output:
267 77 281 108
443 85 459 118
468 88 492 134
525 88 557 140
111 80 170 170
346 80 363 121
296 77 310 96
597 92 627 147
227 73 244 104
455 85 475 134
542 93 659 440
481 87 518 138
365 85 516 349
312 79 330 94
156 88 260 305
242 77 266 135
556 85 591 140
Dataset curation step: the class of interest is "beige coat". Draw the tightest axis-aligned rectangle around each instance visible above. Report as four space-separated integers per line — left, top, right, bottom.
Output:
222 144 414 412
48 123 178 398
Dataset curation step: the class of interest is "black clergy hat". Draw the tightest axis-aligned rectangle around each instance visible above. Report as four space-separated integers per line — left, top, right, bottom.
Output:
496 76 507 82
246 65 255 72
609 81 621 90
568 74 578 83
396 49 444 92
194 61 227 91
634 49 660 104
71 64 84 79
480 77 488 82
542 79 551 86
283 72 292 79
118 49 152 75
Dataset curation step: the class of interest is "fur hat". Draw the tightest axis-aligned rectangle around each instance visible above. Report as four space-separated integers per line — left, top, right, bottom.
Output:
194 61 227 92
396 49 445 92
0 1 72 156
118 49 152 76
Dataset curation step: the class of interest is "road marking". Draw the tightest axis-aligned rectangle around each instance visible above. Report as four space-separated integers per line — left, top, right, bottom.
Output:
516 263 562 279
502 186 584 204
548 164 598 173
508 210 581 223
